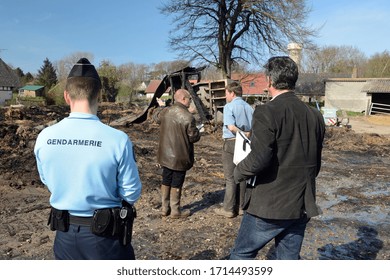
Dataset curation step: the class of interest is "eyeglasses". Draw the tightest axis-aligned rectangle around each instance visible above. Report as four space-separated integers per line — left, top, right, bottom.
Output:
185 96 192 101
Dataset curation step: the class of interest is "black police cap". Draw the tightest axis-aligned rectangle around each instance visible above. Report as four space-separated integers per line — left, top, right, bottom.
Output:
67 58 101 82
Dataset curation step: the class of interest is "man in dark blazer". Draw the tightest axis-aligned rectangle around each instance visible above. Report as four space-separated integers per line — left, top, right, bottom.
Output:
229 56 325 260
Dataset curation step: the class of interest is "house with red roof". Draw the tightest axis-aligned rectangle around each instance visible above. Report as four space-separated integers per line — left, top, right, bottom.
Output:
144 80 170 99
231 73 269 97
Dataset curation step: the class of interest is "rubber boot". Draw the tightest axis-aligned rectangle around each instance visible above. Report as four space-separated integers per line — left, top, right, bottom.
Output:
170 187 190 219
161 185 171 217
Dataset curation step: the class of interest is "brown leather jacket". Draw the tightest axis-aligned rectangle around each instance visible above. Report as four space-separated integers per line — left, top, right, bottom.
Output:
157 102 200 171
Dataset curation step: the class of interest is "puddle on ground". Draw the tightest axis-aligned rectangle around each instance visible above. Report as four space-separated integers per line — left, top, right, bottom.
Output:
316 225 384 260
309 150 390 259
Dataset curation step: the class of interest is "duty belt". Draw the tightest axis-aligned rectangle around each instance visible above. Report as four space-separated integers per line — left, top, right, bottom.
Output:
69 215 93 226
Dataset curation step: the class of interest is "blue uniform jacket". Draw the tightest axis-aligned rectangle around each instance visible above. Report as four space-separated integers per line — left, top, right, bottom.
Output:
34 112 142 217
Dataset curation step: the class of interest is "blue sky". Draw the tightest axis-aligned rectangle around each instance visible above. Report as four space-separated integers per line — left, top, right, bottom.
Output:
1 0 390 74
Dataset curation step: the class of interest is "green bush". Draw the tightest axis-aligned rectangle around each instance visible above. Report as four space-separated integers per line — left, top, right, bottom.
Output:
46 91 66 106
46 81 66 105
117 85 131 98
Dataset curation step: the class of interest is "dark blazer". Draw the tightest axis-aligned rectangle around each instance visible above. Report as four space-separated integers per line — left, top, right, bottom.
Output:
234 92 325 219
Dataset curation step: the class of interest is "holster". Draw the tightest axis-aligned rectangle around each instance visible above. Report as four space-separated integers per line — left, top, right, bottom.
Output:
48 207 69 232
91 208 121 237
120 201 137 246
91 201 136 246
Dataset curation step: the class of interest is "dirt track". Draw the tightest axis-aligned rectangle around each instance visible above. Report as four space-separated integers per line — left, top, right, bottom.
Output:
0 104 389 260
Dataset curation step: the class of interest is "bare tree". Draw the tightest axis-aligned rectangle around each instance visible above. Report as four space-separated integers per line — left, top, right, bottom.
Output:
148 60 190 80
55 52 94 81
364 50 390 78
118 62 150 102
302 45 367 75
160 0 317 78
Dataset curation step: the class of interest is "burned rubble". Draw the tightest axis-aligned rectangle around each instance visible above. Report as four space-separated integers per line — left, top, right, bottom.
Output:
0 104 389 260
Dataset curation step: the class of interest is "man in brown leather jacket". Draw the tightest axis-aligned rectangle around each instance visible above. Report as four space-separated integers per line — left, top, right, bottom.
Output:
156 89 201 218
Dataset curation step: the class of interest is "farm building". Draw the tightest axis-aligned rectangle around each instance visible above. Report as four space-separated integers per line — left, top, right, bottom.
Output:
0 58 20 105
324 78 390 115
144 80 170 99
18 85 45 97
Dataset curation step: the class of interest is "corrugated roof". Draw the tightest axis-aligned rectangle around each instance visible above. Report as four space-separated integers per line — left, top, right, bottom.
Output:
326 78 368 82
361 79 390 93
0 58 20 87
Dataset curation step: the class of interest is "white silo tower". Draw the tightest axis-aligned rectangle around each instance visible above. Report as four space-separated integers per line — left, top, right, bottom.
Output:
287 43 302 70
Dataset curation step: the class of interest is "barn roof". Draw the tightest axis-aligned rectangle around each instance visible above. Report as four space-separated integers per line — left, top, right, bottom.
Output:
295 73 350 96
0 58 20 87
361 79 390 93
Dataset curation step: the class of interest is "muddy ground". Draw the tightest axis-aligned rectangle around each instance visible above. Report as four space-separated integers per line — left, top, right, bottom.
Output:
0 103 389 260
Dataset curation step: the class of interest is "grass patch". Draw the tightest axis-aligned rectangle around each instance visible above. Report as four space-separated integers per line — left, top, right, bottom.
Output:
344 111 364 117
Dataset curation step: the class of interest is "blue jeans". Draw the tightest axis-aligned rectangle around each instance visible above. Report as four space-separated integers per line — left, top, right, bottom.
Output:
229 213 309 260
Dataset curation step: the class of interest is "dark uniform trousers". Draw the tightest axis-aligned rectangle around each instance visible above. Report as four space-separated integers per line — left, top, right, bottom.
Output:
54 224 135 260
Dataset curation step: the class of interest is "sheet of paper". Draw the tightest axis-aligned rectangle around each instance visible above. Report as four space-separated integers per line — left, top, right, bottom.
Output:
233 130 251 165
233 131 256 186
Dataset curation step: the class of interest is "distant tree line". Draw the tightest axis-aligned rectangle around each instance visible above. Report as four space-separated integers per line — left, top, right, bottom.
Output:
9 0 390 105
302 46 390 78
12 53 192 105
10 45 390 106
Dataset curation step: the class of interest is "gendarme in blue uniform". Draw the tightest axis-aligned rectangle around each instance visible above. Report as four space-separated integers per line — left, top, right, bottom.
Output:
34 112 142 217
